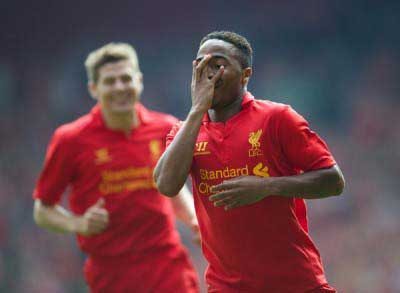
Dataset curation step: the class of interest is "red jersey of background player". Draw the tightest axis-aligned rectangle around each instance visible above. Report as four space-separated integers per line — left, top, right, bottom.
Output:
35 103 180 256
167 92 336 292
34 103 198 292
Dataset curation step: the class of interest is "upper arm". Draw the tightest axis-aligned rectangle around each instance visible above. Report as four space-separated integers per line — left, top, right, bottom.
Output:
33 127 76 205
276 106 336 171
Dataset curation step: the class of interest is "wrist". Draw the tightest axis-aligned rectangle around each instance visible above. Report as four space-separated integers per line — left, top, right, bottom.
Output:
69 216 85 234
262 177 281 196
189 106 207 118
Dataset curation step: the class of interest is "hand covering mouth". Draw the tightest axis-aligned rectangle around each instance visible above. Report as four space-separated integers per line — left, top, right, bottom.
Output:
214 79 223 89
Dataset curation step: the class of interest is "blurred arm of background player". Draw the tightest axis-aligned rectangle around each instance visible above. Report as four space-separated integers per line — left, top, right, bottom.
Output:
33 198 109 237
33 186 200 242
170 185 201 245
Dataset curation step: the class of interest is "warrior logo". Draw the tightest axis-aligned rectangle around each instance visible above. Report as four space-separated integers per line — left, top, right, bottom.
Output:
95 148 112 164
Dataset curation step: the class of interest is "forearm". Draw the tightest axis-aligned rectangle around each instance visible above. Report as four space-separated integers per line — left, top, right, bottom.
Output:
269 165 345 199
33 200 81 234
154 110 204 196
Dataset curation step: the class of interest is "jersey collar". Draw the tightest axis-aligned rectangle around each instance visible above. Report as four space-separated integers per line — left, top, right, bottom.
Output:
91 102 151 129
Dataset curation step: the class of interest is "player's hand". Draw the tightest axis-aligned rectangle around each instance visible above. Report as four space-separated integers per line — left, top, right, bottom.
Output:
190 217 201 246
191 54 224 113
75 198 109 236
209 176 271 210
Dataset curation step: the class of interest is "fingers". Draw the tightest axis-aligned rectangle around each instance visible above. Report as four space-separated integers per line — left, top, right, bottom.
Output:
211 180 237 192
209 190 236 202
84 213 109 236
192 60 197 83
213 196 243 211
87 211 108 222
93 197 105 208
224 201 241 210
210 66 224 84
81 199 109 236
213 196 235 207
195 54 212 78
87 224 107 235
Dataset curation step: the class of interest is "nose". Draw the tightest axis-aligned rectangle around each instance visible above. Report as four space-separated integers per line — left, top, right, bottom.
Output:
207 66 217 80
113 79 125 91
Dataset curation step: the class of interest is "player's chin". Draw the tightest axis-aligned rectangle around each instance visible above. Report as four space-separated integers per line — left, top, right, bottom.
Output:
210 91 224 108
210 97 219 109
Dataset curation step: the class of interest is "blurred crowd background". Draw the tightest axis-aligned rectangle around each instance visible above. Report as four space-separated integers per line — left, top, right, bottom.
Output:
1 1 399 292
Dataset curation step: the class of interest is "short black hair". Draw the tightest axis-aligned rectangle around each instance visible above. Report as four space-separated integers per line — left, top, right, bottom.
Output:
200 31 253 69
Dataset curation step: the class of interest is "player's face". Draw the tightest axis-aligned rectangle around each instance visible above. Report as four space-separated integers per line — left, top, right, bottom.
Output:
196 39 250 110
91 60 143 114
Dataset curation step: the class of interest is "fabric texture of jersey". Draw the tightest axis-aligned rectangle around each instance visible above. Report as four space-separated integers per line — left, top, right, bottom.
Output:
83 245 198 293
166 92 336 293
34 103 199 292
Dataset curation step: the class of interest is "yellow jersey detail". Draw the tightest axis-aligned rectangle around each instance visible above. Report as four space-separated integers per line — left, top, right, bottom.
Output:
95 148 111 164
149 140 162 161
253 162 270 177
248 129 263 157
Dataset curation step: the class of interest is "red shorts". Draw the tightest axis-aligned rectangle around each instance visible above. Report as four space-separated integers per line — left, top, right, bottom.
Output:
207 284 336 293
83 247 199 293
207 278 336 293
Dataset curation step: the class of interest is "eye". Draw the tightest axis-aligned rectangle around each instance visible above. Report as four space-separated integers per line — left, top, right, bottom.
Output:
121 75 133 83
103 77 115 85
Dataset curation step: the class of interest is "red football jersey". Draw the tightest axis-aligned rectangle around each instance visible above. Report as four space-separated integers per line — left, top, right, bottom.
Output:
167 92 336 292
34 103 184 258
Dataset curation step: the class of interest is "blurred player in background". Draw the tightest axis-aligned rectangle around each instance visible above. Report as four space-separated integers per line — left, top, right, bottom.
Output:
33 43 199 293
154 31 345 292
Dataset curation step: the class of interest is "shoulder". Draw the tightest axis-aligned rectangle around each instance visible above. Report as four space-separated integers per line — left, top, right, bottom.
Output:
252 98 291 114
250 98 308 133
250 98 295 123
52 112 94 144
140 105 179 131
148 110 178 126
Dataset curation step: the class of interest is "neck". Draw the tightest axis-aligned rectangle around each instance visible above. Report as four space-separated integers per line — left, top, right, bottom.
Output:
101 108 139 134
208 93 244 123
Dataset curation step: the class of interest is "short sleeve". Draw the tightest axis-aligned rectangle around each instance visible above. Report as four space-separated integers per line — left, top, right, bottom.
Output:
33 127 76 205
159 115 179 149
277 106 336 171
166 121 183 147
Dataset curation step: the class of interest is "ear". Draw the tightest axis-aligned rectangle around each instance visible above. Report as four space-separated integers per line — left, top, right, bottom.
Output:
136 71 144 96
242 67 252 87
88 81 98 100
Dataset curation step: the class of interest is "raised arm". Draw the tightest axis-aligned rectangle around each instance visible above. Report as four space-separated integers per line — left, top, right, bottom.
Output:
154 55 224 196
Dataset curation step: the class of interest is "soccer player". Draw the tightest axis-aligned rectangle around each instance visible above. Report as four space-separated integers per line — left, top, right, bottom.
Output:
154 31 345 292
33 43 199 293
